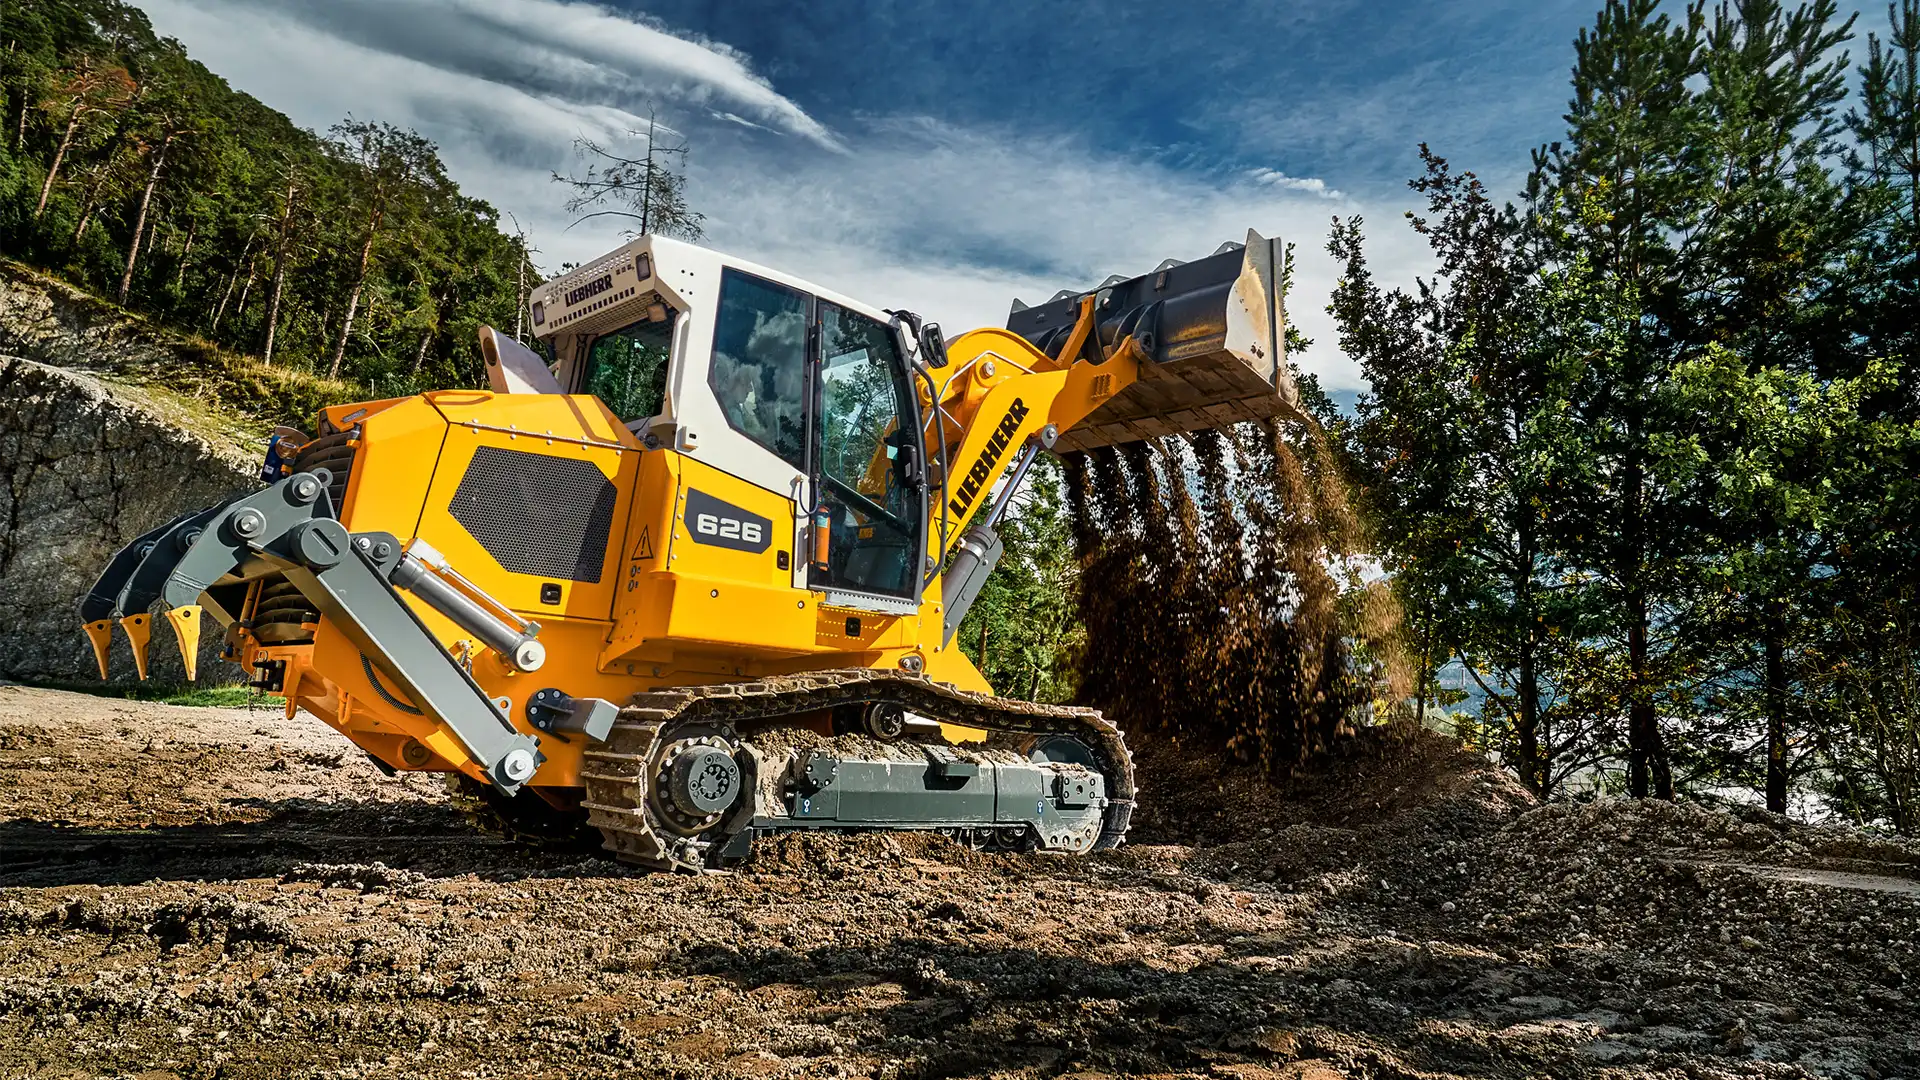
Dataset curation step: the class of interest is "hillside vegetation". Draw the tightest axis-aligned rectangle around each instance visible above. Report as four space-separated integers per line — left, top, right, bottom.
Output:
0 0 534 398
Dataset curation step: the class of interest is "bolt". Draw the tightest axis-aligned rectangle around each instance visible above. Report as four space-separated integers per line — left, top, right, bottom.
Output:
230 509 266 540
512 640 546 672
498 748 537 783
354 537 372 551
291 477 319 502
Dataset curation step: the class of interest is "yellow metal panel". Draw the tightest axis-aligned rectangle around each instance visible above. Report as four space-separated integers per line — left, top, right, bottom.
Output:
416 392 640 621
339 396 447 535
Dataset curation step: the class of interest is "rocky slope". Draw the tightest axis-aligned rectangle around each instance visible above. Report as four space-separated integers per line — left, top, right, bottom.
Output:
0 261 351 686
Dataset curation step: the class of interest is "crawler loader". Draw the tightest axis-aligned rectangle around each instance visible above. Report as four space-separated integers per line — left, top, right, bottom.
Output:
81 231 1300 871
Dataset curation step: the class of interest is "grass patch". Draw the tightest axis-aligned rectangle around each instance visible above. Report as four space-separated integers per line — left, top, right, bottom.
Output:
2 257 363 429
16 677 284 709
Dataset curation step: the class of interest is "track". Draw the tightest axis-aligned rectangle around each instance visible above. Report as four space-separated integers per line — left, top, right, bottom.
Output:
580 668 1136 871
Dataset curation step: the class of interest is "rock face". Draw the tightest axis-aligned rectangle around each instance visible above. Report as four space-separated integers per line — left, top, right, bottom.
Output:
0 261 349 687
0 356 256 685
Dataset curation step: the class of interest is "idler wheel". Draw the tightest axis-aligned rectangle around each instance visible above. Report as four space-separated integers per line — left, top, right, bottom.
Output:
667 746 742 817
862 702 906 741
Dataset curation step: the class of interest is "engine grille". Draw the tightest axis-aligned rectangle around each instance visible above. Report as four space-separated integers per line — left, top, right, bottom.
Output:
290 430 358 516
449 445 616 583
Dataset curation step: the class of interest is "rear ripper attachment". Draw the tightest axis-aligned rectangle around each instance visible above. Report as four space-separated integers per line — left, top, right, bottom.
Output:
80 469 546 794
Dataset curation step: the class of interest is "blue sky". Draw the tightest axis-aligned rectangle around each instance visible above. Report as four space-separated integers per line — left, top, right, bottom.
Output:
130 0 1838 390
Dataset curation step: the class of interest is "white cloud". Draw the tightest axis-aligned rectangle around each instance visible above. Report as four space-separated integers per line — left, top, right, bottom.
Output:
144 0 840 151
142 0 1434 392
1248 168 1343 199
688 119 1430 390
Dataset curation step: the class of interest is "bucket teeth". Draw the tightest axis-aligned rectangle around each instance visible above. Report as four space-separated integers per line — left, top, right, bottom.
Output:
164 605 203 682
120 613 153 681
83 619 114 680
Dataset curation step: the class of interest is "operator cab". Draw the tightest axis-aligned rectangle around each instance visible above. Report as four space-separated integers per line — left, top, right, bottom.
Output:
527 236 927 610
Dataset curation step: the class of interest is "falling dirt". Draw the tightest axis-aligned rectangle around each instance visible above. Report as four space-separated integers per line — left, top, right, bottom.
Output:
1066 420 1406 780
3 683 1917 1079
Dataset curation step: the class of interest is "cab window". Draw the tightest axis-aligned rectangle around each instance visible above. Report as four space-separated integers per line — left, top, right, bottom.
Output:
813 301 920 596
710 268 810 470
585 312 675 423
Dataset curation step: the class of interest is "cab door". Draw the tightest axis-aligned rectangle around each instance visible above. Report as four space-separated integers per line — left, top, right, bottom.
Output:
808 301 925 601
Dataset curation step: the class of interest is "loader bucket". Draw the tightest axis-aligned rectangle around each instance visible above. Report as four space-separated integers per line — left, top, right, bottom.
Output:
1007 229 1304 452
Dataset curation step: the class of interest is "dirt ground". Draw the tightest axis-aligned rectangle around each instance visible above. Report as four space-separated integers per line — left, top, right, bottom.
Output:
1 684 1916 1080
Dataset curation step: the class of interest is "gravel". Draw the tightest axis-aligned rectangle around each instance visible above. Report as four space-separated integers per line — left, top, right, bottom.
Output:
2 684 1916 1079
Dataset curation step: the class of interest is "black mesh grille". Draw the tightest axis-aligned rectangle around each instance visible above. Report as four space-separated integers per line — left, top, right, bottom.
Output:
449 445 616 583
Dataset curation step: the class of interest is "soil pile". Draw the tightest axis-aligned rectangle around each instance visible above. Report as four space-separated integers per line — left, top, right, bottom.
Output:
3 684 1916 1079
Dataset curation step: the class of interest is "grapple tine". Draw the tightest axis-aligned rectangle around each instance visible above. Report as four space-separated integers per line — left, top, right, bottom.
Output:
79 509 202 626
164 605 204 682
115 500 236 619
83 619 114 680
120 613 153 680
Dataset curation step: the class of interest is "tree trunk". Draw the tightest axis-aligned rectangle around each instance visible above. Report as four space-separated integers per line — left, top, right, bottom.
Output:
1518 641 1544 796
1765 605 1789 814
34 108 82 218
12 90 26 152
232 254 260 332
410 328 432 377
1515 520 1545 796
328 224 377 379
513 253 527 342
117 133 172 305
262 175 299 364
1621 444 1671 800
172 220 196 292
1626 593 1672 799
70 163 113 245
211 232 255 333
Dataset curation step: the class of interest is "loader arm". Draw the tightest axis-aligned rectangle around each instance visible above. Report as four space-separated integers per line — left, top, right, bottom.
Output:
918 296 1135 561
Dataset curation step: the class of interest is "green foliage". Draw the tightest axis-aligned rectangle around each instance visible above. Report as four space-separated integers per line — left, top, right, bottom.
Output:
0 0 537 397
21 676 284 708
1333 0 1920 829
955 458 1080 704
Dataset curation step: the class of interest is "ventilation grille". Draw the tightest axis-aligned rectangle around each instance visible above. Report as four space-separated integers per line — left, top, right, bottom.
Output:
450 446 616 583
291 430 358 516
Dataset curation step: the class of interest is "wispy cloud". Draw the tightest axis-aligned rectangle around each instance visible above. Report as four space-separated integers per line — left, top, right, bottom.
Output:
141 0 1438 391
147 0 842 151
1248 168 1344 199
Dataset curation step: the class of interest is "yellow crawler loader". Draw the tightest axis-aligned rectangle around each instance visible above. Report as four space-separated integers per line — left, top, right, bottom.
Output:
81 232 1300 870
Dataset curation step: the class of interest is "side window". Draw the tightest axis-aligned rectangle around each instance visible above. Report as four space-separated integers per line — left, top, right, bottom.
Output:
710 269 810 470
813 302 920 596
585 313 674 423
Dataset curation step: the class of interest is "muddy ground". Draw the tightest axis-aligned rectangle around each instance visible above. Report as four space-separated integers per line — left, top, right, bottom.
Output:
1 684 1916 1080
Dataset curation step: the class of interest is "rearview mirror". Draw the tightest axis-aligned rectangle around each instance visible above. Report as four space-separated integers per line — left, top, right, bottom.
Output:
918 322 948 368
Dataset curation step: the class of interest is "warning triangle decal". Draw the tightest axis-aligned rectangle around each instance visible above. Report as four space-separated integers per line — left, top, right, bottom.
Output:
632 525 654 561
